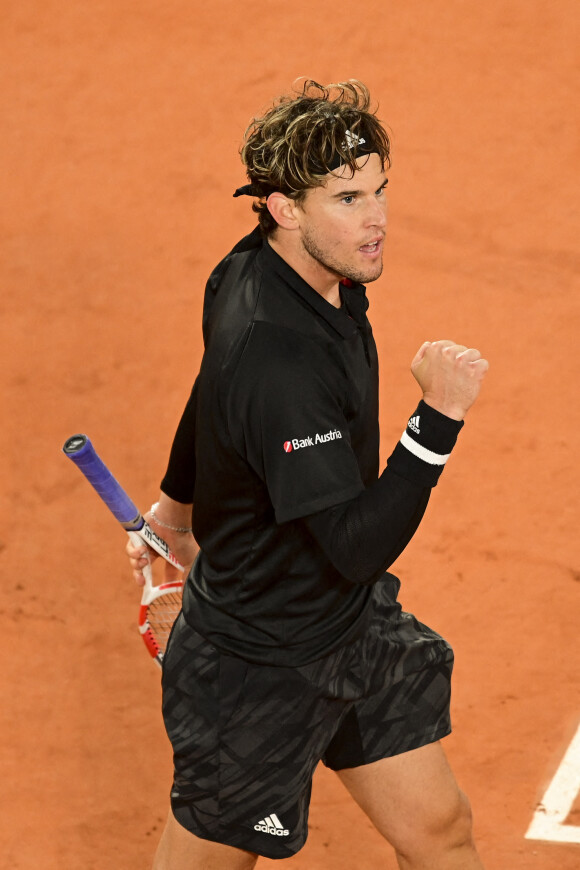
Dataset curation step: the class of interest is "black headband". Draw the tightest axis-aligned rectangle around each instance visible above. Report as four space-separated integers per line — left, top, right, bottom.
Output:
233 183 261 198
314 128 377 174
233 130 378 198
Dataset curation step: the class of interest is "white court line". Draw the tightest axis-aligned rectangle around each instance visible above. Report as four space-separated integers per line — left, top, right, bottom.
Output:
525 722 580 844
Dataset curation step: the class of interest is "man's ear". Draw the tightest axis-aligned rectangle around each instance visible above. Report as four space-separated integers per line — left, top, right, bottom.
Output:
266 192 300 230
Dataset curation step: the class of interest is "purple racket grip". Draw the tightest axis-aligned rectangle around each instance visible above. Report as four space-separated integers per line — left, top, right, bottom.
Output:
63 434 144 531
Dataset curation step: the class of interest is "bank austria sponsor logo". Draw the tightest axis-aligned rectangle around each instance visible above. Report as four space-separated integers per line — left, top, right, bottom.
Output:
254 813 290 836
283 428 343 452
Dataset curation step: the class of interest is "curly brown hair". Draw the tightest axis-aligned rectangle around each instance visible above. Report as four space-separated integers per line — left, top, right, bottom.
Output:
240 79 391 235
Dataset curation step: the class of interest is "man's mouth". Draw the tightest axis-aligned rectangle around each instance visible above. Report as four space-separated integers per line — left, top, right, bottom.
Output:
359 238 383 255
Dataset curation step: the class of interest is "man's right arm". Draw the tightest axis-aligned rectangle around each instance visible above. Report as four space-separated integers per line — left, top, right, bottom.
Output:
126 380 200 586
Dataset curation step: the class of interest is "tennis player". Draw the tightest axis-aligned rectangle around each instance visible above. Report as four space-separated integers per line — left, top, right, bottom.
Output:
128 79 488 870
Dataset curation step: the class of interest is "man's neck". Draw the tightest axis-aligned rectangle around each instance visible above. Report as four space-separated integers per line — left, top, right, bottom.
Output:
267 235 341 308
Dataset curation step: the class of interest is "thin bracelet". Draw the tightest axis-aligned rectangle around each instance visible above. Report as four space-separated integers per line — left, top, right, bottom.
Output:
149 502 192 533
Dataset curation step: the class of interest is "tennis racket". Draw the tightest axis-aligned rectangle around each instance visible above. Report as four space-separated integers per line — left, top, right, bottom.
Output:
62 433 184 665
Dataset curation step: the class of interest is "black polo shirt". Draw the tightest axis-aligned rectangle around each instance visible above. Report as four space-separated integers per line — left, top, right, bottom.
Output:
162 227 384 666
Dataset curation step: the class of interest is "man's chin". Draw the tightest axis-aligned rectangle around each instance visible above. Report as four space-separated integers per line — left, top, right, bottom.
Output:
344 262 383 285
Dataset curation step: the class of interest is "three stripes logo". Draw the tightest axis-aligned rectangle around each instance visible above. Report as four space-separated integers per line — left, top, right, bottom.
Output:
408 414 421 434
344 129 366 149
254 813 290 837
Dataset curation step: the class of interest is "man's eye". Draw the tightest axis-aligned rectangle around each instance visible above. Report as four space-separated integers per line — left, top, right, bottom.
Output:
342 195 355 205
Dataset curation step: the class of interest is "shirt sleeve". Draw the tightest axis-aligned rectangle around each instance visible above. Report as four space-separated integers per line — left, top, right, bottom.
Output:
160 379 198 503
227 325 365 523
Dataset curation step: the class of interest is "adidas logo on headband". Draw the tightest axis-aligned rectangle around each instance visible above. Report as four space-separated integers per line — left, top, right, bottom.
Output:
315 128 375 173
344 130 366 149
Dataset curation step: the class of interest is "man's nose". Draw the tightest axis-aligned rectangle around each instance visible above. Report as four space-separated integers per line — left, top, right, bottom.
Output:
366 197 387 227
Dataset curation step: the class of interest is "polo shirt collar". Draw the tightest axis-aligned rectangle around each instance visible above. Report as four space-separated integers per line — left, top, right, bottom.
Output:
261 240 365 340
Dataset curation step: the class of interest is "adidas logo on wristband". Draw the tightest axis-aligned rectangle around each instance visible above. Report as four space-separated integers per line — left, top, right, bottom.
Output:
408 415 421 434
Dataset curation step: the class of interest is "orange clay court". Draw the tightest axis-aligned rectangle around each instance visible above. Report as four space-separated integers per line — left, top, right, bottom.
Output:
1 2 579 868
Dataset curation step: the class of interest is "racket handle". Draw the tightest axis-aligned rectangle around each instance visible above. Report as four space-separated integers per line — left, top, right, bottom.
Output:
62 434 144 531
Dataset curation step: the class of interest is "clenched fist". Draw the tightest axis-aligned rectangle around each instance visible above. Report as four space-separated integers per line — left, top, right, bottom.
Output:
411 340 489 421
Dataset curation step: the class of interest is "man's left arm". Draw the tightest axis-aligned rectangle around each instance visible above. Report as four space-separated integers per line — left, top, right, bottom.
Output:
303 339 488 584
303 400 462 584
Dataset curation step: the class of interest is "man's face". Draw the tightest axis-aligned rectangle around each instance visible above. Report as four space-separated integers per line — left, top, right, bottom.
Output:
294 152 388 285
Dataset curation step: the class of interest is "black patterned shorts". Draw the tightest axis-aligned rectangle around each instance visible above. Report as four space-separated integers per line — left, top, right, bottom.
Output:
161 574 454 859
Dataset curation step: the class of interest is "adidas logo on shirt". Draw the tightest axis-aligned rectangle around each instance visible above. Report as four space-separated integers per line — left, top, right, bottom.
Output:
254 813 290 837
408 415 421 434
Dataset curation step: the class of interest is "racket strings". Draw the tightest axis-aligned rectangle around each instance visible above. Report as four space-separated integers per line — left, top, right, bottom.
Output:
146 591 183 649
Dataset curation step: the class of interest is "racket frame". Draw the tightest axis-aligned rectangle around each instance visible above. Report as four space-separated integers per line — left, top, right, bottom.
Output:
63 433 186 664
